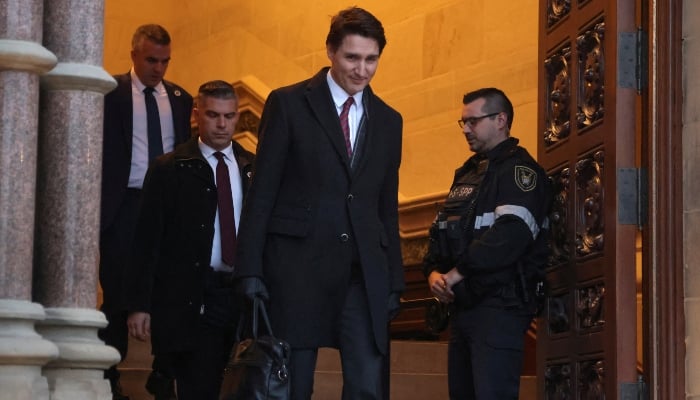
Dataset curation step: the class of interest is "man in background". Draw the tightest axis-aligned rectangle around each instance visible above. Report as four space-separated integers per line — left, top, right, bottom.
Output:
100 23 192 400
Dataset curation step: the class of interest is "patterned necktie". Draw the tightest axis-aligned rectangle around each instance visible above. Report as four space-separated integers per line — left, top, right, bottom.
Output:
143 87 163 162
339 97 355 157
213 152 236 266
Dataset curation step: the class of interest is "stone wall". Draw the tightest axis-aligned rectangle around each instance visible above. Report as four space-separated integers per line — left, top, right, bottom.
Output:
103 0 539 203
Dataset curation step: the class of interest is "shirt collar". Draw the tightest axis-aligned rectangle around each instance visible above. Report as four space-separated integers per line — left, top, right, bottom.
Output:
130 68 165 95
198 137 234 161
326 70 363 109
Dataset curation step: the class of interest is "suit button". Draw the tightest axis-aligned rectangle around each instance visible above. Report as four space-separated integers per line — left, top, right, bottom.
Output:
194 262 200 267
347 194 354 202
340 233 349 242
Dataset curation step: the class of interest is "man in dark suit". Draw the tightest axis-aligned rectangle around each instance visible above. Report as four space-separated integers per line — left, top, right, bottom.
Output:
100 24 192 400
125 80 254 400
234 7 404 399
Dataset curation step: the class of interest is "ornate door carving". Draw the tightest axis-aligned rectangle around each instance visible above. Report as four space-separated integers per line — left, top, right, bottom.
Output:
537 0 641 398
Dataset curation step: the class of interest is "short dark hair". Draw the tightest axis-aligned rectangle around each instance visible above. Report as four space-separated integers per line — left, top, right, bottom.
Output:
132 24 171 50
326 7 386 54
463 87 514 130
198 80 237 101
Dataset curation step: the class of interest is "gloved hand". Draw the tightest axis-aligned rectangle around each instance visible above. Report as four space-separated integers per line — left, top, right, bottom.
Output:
387 291 402 320
234 276 269 302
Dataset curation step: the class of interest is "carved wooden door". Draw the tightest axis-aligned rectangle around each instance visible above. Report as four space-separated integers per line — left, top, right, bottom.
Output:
537 0 643 398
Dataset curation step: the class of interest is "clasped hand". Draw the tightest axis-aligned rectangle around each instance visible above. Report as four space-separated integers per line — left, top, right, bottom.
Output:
428 268 464 304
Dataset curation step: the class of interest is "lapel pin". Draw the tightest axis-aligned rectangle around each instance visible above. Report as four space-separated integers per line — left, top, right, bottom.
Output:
174 90 181 96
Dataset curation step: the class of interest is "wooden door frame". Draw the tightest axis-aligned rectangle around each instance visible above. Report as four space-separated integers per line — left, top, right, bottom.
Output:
643 0 685 398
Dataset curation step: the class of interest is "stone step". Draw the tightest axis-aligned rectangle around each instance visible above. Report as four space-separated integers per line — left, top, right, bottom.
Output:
118 338 536 399
312 341 536 400
118 336 154 400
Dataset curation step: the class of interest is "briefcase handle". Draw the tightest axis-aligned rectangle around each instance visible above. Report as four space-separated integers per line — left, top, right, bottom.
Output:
236 297 275 341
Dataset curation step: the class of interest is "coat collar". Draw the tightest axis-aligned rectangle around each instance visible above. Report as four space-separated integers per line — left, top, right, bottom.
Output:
304 67 375 176
173 136 254 182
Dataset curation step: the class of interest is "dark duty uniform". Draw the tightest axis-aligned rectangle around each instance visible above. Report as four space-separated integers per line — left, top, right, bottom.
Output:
423 137 551 399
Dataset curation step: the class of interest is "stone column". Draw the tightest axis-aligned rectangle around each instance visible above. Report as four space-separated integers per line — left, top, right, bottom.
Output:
0 1 61 399
33 1 119 399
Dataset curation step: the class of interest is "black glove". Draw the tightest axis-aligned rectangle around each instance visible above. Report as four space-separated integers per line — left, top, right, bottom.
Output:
387 291 402 320
234 276 269 302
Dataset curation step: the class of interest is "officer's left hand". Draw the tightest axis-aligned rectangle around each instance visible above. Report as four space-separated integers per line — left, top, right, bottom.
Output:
428 271 455 304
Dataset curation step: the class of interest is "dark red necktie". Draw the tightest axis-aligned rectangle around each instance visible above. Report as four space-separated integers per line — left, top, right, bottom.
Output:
339 97 354 157
213 152 236 266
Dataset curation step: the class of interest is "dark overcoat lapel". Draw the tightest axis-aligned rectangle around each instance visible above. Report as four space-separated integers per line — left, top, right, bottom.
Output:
304 72 354 176
164 81 191 144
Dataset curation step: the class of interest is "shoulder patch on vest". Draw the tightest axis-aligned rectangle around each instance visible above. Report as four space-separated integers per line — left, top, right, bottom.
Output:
514 165 537 192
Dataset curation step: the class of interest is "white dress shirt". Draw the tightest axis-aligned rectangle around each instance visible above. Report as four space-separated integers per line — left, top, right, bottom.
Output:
128 69 176 188
327 71 364 153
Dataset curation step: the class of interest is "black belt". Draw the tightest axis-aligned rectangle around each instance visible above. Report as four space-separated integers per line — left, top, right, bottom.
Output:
206 267 235 288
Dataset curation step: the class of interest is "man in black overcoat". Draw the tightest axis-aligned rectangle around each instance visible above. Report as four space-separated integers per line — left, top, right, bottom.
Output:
234 7 404 400
124 81 254 400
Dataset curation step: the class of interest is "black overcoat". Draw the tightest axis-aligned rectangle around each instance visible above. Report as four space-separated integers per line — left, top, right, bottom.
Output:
124 137 254 354
235 68 404 354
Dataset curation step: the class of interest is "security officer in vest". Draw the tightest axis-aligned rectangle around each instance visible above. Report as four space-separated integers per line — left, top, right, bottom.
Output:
423 87 551 399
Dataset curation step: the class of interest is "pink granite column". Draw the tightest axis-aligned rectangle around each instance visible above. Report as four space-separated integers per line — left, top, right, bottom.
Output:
0 1 60 399
33 0 119 398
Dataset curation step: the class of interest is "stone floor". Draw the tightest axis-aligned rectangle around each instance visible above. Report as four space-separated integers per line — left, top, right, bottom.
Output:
118 338 535 399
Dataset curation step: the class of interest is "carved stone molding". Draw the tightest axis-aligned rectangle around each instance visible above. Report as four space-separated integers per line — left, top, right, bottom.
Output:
576 20 605 130
236 109 260 136
397 192 445 239
575 150 604 257
233 76 269 134
544 46 572 146
400 236 430 267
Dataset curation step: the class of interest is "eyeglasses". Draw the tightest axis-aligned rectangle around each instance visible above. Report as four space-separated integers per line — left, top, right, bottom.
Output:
457 112 502 129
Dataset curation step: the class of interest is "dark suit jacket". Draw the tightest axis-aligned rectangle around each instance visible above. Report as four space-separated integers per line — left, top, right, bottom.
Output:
124 136 254 354
235 67 404 354
101 73 193 231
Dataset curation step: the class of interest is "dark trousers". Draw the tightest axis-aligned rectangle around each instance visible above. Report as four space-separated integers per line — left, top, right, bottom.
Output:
447 299 533 400
160 320 236 400
290 282 383 400
99 189 141 388
157 269 239 400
